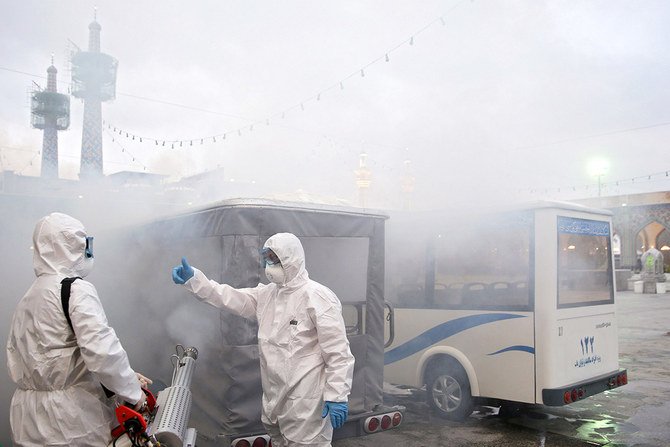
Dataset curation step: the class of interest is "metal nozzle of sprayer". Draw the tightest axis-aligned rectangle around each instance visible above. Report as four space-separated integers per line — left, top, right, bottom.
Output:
148 345 198 446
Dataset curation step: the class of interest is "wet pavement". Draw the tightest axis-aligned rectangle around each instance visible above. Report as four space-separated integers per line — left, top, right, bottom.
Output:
334 290 670 446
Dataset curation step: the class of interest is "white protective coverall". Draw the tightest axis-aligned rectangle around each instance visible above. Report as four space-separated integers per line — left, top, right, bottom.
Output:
184 233 355 446
6 213 143 447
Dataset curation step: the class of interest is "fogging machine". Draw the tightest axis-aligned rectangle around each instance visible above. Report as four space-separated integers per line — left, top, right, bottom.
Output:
110 345 199 447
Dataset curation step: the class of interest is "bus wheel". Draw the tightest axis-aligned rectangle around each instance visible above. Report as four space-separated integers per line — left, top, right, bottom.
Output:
425 361 474 421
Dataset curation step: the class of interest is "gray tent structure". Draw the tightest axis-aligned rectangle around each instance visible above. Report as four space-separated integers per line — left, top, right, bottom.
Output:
98 199 398 446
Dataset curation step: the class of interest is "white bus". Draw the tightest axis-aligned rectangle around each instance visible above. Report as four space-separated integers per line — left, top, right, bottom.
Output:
383 201 628 420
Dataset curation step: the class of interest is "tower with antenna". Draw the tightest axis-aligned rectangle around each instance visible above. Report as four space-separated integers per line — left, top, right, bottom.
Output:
71 10 117 179
30 58 70 178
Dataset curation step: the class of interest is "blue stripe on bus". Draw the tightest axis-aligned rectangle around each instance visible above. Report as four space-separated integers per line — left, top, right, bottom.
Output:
488 345 535 355
384 313 526 365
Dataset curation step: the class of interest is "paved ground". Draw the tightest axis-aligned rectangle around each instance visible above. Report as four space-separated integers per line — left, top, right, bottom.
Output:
334 290 670 447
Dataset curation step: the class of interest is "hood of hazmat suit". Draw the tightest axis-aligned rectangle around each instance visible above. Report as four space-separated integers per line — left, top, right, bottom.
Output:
185 232 355 445
6 212 142 447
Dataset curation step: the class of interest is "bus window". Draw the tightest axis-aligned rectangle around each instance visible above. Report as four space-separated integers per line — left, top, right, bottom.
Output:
433 211 533 311
557 216 613 307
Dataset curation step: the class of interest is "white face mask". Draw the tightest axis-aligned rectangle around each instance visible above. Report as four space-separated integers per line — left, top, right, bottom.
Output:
76 257 95 278
265 263 285 285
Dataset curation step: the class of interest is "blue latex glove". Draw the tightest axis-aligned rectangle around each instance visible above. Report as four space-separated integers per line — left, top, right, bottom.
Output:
321 401 348 429
172 257 194 284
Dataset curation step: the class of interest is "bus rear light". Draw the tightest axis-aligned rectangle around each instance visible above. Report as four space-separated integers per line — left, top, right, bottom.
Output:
392 412 402 427
577 388 585 398
571 389 578 402
252 437 267 447
381 415 392 430
233 441 251 447
563 391 572 403
616 373 628 386
607 372 628 389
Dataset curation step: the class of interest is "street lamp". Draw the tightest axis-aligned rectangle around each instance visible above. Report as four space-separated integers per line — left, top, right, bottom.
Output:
588 158 609 197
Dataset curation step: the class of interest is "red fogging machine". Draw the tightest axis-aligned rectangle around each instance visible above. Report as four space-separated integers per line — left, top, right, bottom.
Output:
109 345 199 447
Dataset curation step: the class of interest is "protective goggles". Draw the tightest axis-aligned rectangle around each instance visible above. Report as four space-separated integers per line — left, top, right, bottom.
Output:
85 236 94 258
260 247 280 266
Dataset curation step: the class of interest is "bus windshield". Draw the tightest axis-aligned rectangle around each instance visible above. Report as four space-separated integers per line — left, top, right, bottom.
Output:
557 216 614 307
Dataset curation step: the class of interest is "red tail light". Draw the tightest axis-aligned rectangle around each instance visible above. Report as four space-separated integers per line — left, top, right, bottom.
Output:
364 411 403 433
367 417 380 432
564 390 572 403
381 415 392 430
233 436 272 447
392 412 402 427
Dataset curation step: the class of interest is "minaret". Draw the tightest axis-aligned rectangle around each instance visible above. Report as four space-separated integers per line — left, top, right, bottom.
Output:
30 57 70 178
71 11 118 179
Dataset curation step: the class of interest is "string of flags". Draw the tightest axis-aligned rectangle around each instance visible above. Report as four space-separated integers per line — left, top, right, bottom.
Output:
99 2 469 148
103 128 148 172
9 137 669 198
522 170 670 196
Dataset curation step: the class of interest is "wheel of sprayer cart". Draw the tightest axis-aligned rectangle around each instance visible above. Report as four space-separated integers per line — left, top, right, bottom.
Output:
425 359 474 421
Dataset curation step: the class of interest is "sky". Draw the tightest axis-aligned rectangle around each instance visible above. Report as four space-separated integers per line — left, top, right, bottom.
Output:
1 0 670 209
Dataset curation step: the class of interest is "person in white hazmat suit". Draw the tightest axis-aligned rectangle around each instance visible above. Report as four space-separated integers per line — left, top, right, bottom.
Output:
6 212 150 447
172 232 355 447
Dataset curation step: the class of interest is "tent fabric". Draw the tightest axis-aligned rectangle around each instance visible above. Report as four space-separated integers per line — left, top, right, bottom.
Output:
121 200 387 446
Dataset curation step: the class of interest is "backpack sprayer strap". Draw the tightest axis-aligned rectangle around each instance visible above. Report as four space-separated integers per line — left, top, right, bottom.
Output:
60 276 115 398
